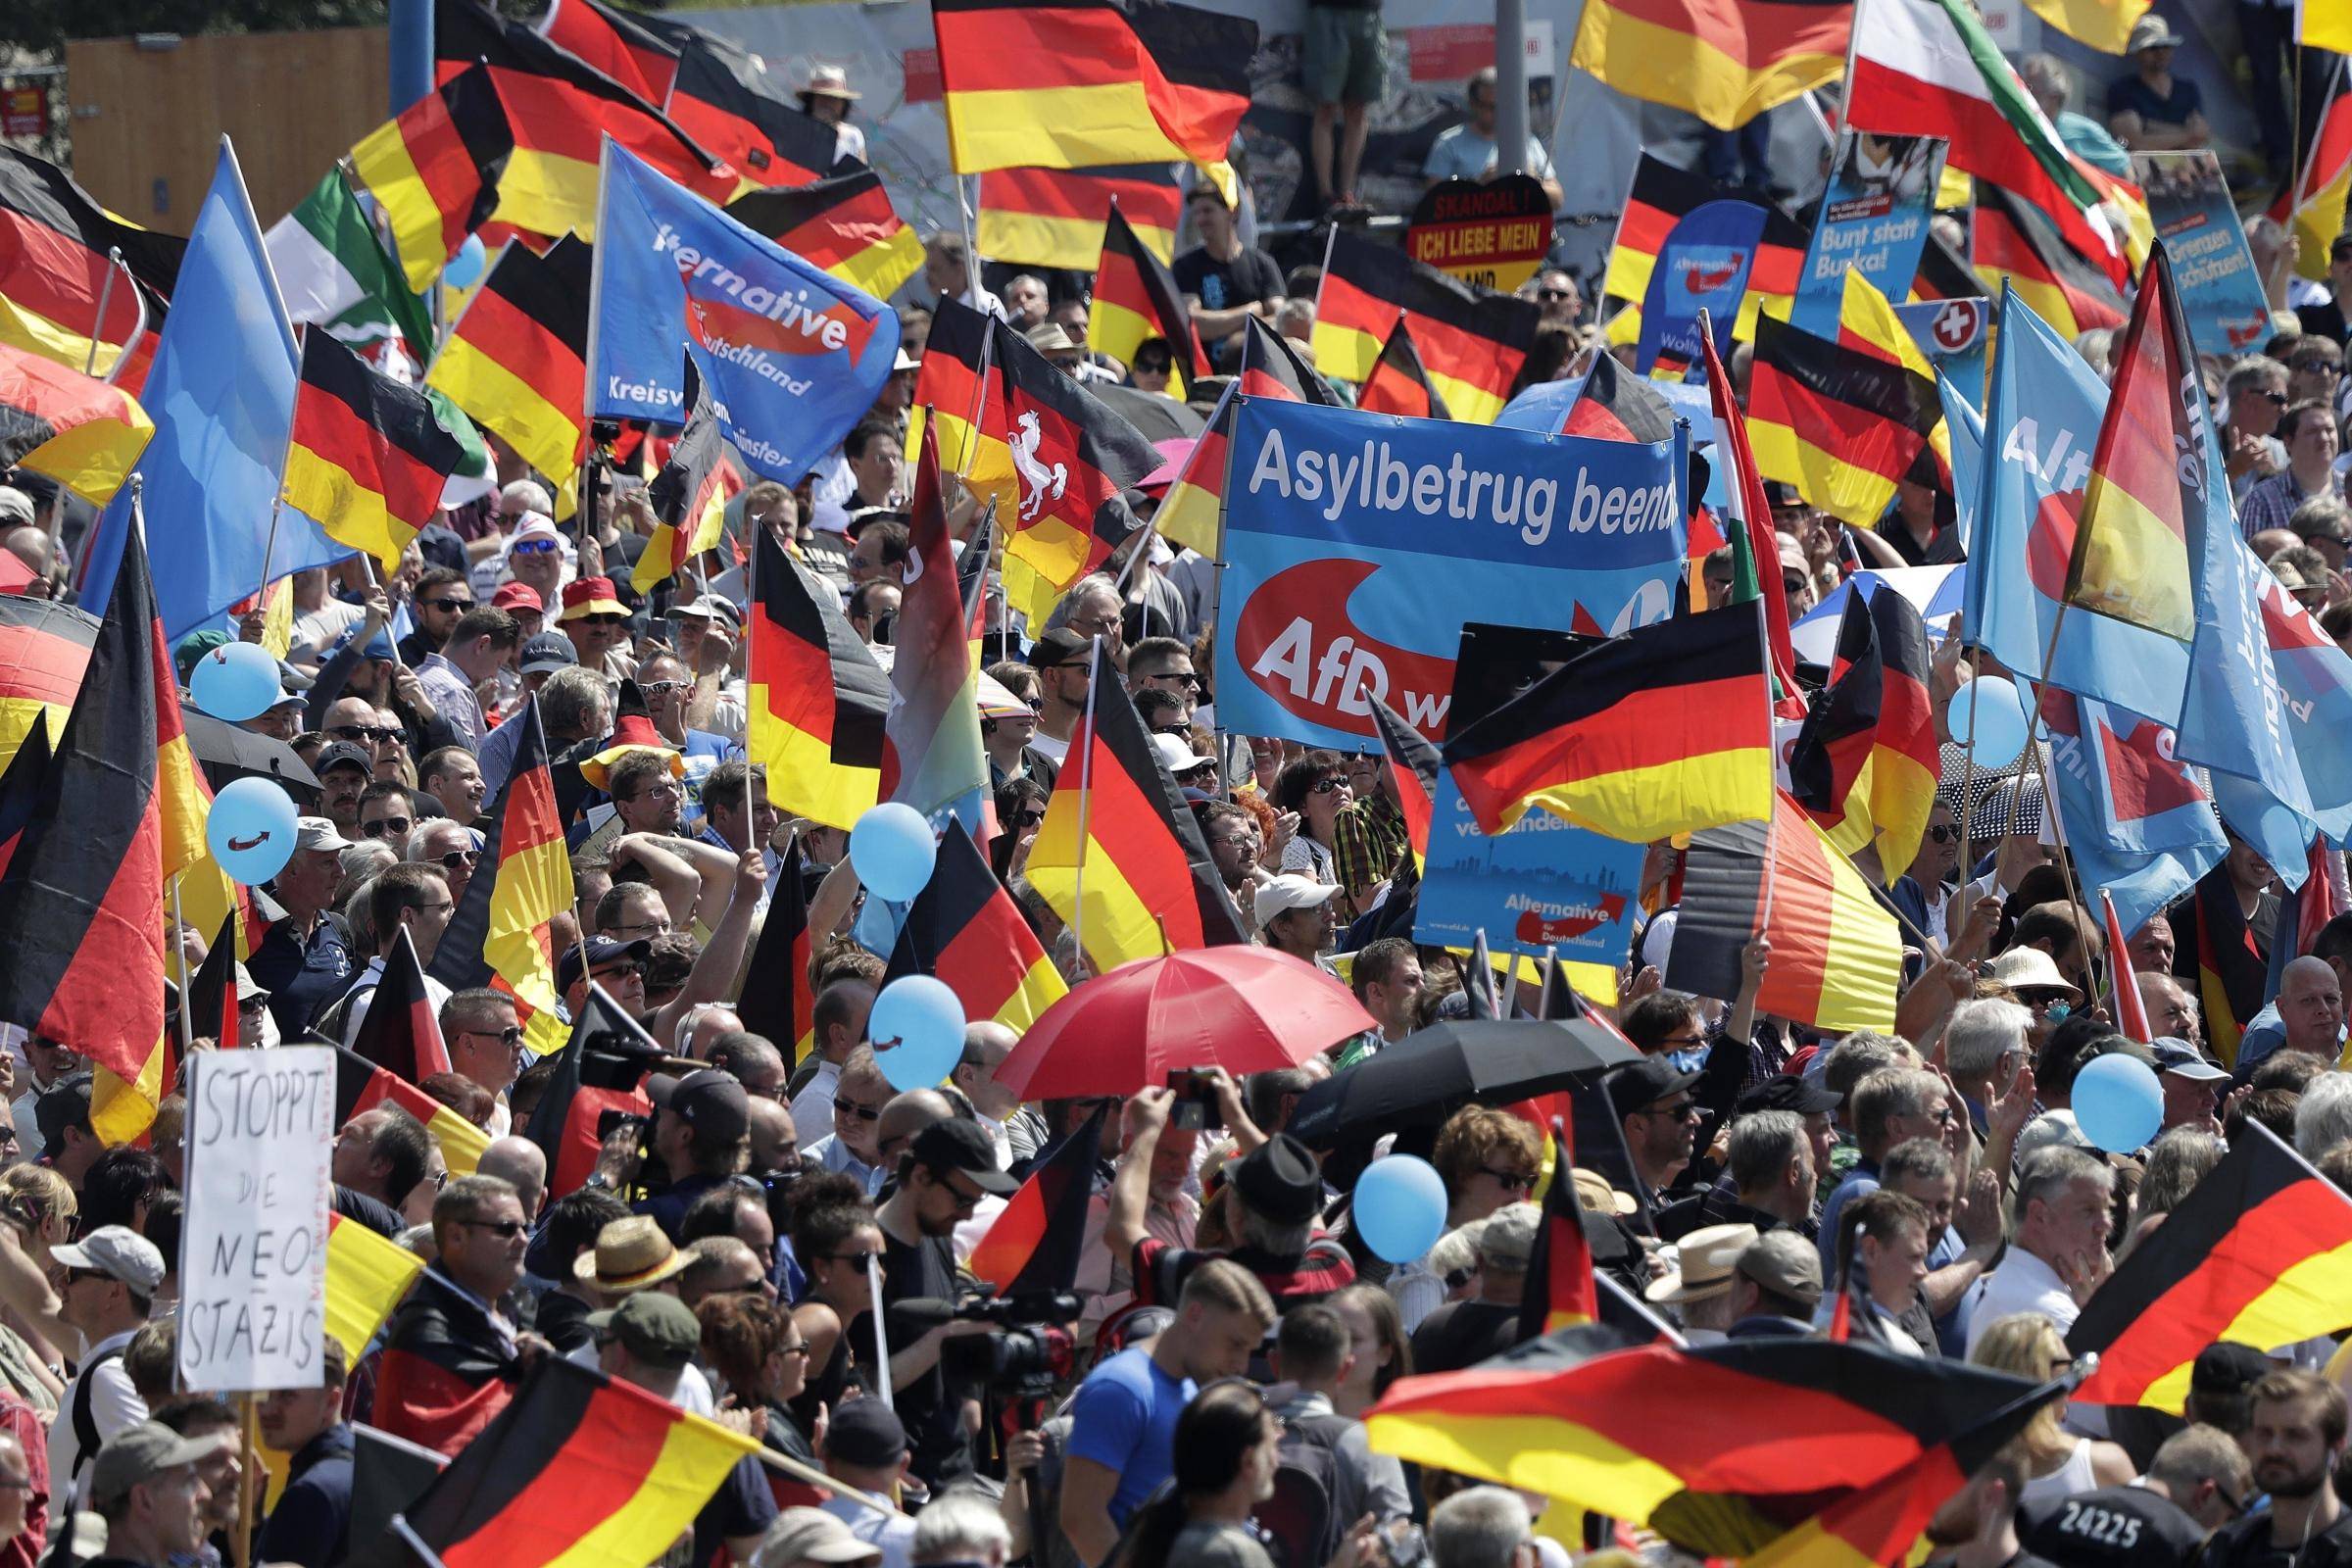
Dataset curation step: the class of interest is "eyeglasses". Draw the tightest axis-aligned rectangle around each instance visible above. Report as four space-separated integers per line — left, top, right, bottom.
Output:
424 598 473 613
834 1100 885 1121
776 1341 812 1359
63 1268 109 1289
1659 1032 1706 1048
0 1473 32 1494
511 538 559 556
458 1217 527 1239
630 781 684 802
1479 1166 1537 1193
2292 361 2341 377
1926 824 1960 843
1310 777 1346 795
361 816 413 839
1209 835 1255 850
439 850 479 870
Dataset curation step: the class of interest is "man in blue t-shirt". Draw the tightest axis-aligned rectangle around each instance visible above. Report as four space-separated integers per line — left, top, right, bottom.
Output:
1057 1259 1276 1567
2105 15 2209 152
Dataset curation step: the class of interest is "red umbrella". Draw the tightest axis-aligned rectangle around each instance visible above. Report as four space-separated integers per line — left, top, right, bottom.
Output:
996 946 1377 1099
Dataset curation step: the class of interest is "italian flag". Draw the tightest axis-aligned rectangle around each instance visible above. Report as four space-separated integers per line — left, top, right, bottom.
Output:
265 167 434 366
1846 0 2149 287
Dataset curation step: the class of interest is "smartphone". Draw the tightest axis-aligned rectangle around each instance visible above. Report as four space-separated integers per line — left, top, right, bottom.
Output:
1163 1069 1222 1132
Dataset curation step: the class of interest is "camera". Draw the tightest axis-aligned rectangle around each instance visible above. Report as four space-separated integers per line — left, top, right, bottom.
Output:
938 1293 1081 1397
1165 1069 1223 1132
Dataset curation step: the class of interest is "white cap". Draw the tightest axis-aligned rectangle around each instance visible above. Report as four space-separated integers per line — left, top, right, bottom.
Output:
1253 874 1338 930
1152 733 1215 776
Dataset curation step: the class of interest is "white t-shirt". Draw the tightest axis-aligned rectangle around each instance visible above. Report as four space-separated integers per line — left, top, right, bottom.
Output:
1030 730 1071 764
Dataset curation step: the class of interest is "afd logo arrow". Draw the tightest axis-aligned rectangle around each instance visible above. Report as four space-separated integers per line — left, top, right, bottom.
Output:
1235 558 1457 736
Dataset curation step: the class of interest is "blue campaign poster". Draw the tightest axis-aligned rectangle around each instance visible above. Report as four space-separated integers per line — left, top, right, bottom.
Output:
1790 132 1946 337
2132 151 2272 359
1635 199 1768 376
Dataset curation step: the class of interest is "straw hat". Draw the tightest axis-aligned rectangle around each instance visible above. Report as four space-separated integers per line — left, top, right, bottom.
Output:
573 1215 691 1293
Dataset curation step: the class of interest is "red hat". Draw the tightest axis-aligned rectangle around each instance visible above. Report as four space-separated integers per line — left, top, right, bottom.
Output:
561 576 625 620
491 581 543 614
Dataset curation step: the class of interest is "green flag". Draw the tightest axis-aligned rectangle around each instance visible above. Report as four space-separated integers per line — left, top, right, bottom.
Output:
265 167 434 366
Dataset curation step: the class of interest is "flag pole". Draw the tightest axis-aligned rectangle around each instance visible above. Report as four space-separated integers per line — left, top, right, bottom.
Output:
2027 600 2091 936
1068 634 1102 976
865 1252 893 1410
171 877 195 1050
84 247 123 377
744 529 758 845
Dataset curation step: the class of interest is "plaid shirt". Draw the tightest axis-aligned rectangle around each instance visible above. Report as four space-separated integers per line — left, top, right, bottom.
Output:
1329 794 1410 901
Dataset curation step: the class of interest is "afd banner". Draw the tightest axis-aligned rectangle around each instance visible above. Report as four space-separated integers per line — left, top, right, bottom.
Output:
2133 151 2271 358
1416 622 1646 967
1895 296 1990 412
1790 132 1946 337
1634 200 1766 377
591 141 900 483
1217 399 1687 751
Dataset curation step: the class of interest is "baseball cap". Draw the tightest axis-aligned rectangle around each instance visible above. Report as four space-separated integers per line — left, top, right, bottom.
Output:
490 581 543 615
908 1118 1019 1195
1478 1201 1540 1269
52 1224 167 1298
314 741 373 779
296 817 353 854
1734 1229 1823 1309
1253 873 1338 931
330 621 398 663
509 514 564 550
35 1071 91 1158
645 1067 752 1147
1025 627 1092 671
173 629 234 686
824 1397 909 1467
2190 1341 2276 1402
665 593 740 626
1152 733 1215 776
556 935 653 996
2128 13 2183 50
759 1509 882 1566
0 487 32 527
90 1422 232 1508
1604 1056 1703 1119
1231 1133 1323 1225
2014 1108 2097 1160
586 1291 702 1369
519 631 579 676
1734 1075 1841 1117
2150 1039 2229 1082
1775 535 1809 577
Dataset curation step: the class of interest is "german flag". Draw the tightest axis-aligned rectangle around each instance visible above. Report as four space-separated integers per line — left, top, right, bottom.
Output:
2070 1123 2352 1410
1314 231 1540 424
966 1102 1103 1294
1570 0 1851 130
2065 243 2196 644
667 39 846 189
889 820 1066 1034
747 529 890 830
0 342 150 506
1667 789 1904 1034
1026 644 1248 971
1366 1338 2043 1550
335 1045 491 1177
0 724 52 883
1356 318 1452 421
2173 861 2269 1067
633 360 731 597
1443 604 1777 842
725 171 925 303
1747 312 1938 528
348 64 511 293
1089 203 1204 398
1562 349 1674 443
1519 1122 1597 1341
1154 320 1332 557
1972 182 2125 340
1239 314 1338 405
350 926 454 1085
0 148 183 389
1787 586 1939 880
990 315 1161 623
523 986 658 1200
326 1209 426 1359
1600 155 1811 342
935 0 1257 178
425 235 591 494
740 832 815 1066
1743 1389 2065 1568
903 298 1005 496
2271 57 2352 285
977 165 1186 270
882 419 990 827
535 0 683 104
398 1354 758 1568
1911 225 1980 303
425 701 573 1062
1368 697 1441 865
180 910 240 1053
283 332 468 575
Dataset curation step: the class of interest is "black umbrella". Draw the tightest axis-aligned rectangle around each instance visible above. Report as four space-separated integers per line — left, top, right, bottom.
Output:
182 711 320 791
1287 1017 1640 1147
1088 382 1205 441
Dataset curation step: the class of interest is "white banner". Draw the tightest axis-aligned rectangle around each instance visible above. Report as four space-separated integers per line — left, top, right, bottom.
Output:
177 1046 335 1393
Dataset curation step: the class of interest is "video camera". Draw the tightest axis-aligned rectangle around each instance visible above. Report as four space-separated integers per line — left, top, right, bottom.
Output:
936 1292 1082 1398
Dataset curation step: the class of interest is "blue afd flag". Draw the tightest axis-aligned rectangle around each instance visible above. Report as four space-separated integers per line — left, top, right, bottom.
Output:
2037 686 2224 935
2178 525 2316 885
1635 199 1764 378
1960 288 2189 726
82 143 347 637
591 141 899 483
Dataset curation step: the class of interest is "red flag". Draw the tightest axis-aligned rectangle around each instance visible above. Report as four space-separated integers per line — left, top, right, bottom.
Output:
2101 890 2152 1045
1697 314 1805 720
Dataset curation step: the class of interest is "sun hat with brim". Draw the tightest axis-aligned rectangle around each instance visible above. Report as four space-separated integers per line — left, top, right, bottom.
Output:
802 64 861 100
1987 946 2082 1004
977 669 1031 720
1572 1167 1638 1216
1139 438 1199 493
578 711 686 792
761 1508 882 1566
572 1214 691 1292
2127 14 2183 51
1643 1222 1759 1304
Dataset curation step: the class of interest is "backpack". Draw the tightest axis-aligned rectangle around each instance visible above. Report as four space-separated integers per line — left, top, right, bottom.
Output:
1253 1409 1351 1568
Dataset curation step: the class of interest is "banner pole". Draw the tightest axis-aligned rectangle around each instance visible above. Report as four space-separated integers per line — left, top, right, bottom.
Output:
172 878 196 1051
84 247 122 377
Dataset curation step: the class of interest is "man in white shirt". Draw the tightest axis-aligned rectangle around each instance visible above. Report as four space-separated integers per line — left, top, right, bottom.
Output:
1964 1145 2113 1353
820 1401 920 1568
48 1227 165 1527
1023 629 1094 765
790 981 878 1146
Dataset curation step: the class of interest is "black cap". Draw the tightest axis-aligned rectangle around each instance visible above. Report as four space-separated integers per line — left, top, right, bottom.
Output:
2190 1342 2275 1400
1025 627 1093 671
315 741 373 777
35 1070 92 1158
1231 1132 1323 1225
824 1397 909 1467
557 936 653 996
645 1068 751 1147
909 1118 1018 1195
1605 1056 1703 1119
1734 1074 1841 1118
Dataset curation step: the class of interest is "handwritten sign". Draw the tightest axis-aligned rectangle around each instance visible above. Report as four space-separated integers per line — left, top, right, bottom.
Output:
178 1047 334 1392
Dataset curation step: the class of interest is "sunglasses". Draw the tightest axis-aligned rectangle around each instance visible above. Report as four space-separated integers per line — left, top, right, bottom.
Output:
580 613 629 628
1310 777 1347 795
640 680 690 697
834 1100 885 1121
2257 390 2290 407
511 538 559 556
423 597 473 613
592 960 647 981
1135 359 1171 374
460 1025 527 1048
1784 575 1810 595
460 1218 527 1239
1150 671 1202 688
1926 824 1960 843
1479 1165 1537 1192
362 816 414 839
1536 287 1572 302
1014 809 1046 829
439 850 479 870
331 724 403 745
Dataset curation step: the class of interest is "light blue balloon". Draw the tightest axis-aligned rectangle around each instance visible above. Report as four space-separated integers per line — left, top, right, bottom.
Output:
1353 1154 1449 1263
2072 1053 2163 1152
851 803 937 904
869 975 967 1093
206 776 299 885
188 640 281 722
1952 675 2029 769
442 233 487 290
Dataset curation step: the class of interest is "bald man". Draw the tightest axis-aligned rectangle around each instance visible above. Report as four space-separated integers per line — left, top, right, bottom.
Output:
476 1137 548 1221
950 1022 1022 1168
876 1089 956 1172
2137 970 2201 1049
2278 956 2346 1060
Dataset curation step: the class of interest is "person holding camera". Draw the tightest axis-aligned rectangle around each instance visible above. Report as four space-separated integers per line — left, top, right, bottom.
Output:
874 1119 1016 1491
630 1070 755 1243
1059 1260 1279 1568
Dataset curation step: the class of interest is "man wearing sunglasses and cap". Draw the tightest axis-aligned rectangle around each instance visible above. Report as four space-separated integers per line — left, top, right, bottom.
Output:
1604 1057 1707 1208
631 1069 754 1243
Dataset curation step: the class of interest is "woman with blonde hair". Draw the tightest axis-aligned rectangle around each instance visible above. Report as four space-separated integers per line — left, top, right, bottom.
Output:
0 1164 75 1407
1968 1312 2133 1507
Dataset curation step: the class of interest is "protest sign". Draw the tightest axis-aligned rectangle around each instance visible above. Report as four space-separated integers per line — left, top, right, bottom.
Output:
1406 175 1556 292
1790 131 1945 337
2132 151 2271 358
591 141 902 484
1416 623 1646 968
1216 399 1687 751
1634 198 1765 376
178 1045 335 1392
1894 295 1990 411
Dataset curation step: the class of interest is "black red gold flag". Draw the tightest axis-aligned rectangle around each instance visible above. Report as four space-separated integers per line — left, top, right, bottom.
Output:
349 926 455 1085
1786 585 1939 878
335 1047 491 1177
1972 181 2127 343
1561 347 1675 444
522 985 659 1200
887 820 1065 1034
1355 318 1452 421
182 909 240 1054
725 171 925 303
633 359 731 597
0 147 183 389
1747 312 1941 529
739 833 816 1067
1570 0 1850 131
535 0 684 103
284 332 469 574
667 39 847 189
424 235 592 490
977 164 1185 270
966 1102 1104 1295
1089 203 1205 398
1518 1121 1597 1342
1314 230 1540 423
2172 860 2269 1067
1367 697 1440 865
746 530 890 830
0 342 152 504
